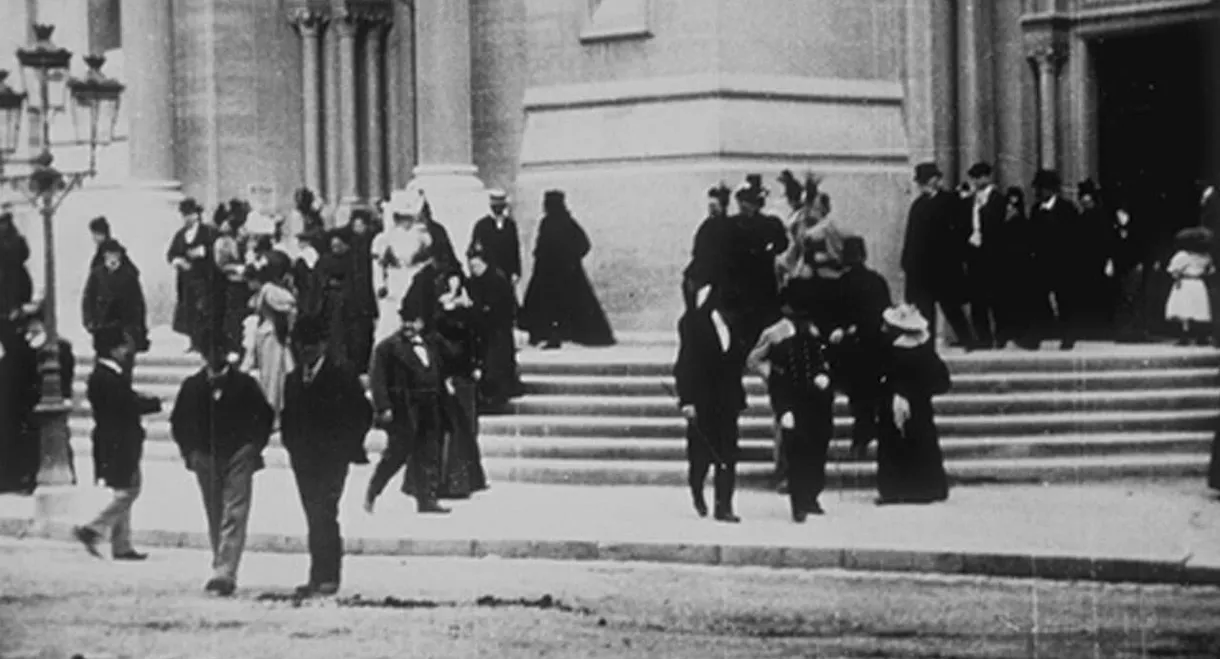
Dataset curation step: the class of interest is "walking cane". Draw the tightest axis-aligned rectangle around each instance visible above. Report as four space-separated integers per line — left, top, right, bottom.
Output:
660 380 727 470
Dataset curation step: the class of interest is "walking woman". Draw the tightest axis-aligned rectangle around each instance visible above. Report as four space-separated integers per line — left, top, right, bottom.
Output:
242 251 297 420
520 190 615 349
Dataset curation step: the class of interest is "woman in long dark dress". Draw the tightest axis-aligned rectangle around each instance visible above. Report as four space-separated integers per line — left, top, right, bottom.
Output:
0 315 40 494
872 304 951 505
467 244 522 410
520 190 615 348
167 198 218 352
404 269 489 499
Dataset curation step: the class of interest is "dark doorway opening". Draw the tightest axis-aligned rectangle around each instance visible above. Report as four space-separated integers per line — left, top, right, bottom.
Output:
1093 20 1217 336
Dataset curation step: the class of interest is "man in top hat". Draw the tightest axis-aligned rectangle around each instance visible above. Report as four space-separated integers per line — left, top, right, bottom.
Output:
963 162 1006 348
170 333 275 597
1030 169 1084 350
281 316 372 597
900 162 975 349
72 326 162 561
722 175 790 351
470 189 522 289
682 183 734 310
674 284 748 522
364 284 451 515
166 198 219 353
747 278 838 521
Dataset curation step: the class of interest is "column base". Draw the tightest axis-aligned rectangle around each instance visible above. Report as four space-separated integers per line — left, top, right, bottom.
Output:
407 165 489 263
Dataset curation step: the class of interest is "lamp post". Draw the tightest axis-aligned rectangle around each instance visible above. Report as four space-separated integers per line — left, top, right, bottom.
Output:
0 24 124 486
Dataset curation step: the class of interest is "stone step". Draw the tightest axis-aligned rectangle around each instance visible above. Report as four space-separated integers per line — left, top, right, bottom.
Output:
521 368 1220 396
76 408 1219 446
85 437 1210 488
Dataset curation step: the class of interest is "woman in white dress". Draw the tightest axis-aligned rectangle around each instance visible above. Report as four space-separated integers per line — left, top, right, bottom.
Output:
242 251 297 418
372 189 433 341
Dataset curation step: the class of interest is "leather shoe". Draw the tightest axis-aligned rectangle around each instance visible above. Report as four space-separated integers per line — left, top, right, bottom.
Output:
417 501 451 515
806 500 825 516
792 509 807 523
205 577 236 597
295 581 339 597
112 550 148 561
691 491 708 518
714 511 741 524
73 526 101 558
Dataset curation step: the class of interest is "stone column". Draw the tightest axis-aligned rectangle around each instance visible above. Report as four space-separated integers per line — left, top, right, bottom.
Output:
1030 45 1067 170
121 0 176 182
362 12 390 202
336 12 361 205
409 0 485 258
323 22 340 202
956 0 995 168
387 0 417 190
291 8 328 197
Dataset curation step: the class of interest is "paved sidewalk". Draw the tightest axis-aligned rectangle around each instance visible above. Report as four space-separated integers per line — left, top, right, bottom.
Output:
2 456 1219 586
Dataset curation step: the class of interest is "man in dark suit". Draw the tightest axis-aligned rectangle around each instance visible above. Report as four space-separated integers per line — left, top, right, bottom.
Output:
682 183 733 310
170 335 275 597
73 327 161 560
1030 169 1084 350
839 236 892 456
82 239 150 357
674 285 747 523
964 162 1006 348
901 162 975 349
722 175 790 351
364 285 451 515
469 189 523 290
281 317 372 597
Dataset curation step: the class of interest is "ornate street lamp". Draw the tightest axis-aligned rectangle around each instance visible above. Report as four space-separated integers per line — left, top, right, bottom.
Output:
1 24 125 487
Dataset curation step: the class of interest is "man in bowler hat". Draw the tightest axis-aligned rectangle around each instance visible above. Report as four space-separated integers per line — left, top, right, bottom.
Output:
901 162 975 348
73 327 161 560
170 335 275 596
281 316 372 597
364 285 451 515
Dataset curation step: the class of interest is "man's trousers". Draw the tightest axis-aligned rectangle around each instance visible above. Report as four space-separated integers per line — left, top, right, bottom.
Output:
779 397 835 513
192 446 258 583
905 280 973 347
290 454 349 586
82 467 141 556
686 406 739 515
367 397 443 507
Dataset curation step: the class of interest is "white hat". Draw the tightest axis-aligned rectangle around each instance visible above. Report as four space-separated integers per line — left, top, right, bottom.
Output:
385 188 425 218
882 304 929 334
244 210 276 235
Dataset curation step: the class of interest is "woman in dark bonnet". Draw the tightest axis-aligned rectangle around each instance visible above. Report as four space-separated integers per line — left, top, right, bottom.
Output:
520 190 615 349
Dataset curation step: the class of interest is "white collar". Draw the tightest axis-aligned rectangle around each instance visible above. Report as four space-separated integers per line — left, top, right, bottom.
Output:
1041 196 1058 211
304 356 325 381
98 358 123 374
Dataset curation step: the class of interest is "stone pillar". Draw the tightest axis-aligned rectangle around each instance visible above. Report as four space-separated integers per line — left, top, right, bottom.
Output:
121 0 176 182
1030 45 1066 170
409 0 485 258
931 0 959 184
956 0 995 168
291 8 328 197
323 22 340 203
387 0 417 190
336 12 361 205
362 12 390 202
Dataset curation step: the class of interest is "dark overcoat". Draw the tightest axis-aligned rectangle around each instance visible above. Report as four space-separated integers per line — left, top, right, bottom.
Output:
87 363 161 489
281 358 372 465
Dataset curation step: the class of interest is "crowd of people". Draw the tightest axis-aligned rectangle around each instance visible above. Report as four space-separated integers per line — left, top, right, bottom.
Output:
674 164 1220 524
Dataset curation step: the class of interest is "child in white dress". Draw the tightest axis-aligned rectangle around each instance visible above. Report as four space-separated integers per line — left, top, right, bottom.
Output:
1164 227 1214 346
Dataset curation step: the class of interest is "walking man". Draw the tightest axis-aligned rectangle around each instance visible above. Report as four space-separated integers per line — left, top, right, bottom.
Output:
73 327 161 560
281 318 372 597
470 189 523 290
170 337 274 596
364 287 451 515
901 163 974 348
674 285 747 523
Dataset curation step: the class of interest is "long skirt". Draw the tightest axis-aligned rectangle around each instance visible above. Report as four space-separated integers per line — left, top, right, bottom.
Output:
876 399 949 503
478 326 522 406
248 321 294 417
404 378 488 499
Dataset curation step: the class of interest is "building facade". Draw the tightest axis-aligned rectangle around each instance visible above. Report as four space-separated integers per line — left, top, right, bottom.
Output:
1 0 1216 334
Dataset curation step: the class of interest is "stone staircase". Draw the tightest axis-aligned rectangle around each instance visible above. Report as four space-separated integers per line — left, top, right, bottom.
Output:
68 336 1220 489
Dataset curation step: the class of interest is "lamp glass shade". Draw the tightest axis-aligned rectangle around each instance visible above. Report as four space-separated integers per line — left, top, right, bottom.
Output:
0 71 26 154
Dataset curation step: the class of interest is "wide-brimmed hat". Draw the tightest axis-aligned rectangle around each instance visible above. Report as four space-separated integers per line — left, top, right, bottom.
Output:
1032 169 1062 191
914 162 942 184
488 189 509 203
385 188 425 218
1175 226 1214 252
882 304 930 334
178 197 204 215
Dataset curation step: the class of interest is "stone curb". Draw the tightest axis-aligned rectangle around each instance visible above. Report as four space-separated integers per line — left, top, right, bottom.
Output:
4 517 1218 588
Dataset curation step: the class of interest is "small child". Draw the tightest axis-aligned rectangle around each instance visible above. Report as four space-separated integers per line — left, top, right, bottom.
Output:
1164 227 1214 346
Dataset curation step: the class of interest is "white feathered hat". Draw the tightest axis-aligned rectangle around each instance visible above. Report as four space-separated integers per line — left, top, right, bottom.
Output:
385 186 426 217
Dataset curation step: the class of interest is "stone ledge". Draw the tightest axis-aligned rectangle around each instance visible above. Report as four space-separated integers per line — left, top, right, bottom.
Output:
5 518 1218 587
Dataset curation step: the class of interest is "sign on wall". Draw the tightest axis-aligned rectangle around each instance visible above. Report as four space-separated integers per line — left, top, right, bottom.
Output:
246 183 277 213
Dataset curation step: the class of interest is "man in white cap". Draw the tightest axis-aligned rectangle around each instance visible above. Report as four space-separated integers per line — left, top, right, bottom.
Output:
470 189 522 289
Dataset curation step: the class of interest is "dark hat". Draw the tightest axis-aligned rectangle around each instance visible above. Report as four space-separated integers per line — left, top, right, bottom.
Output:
326 227 351 244
914 162 943 183
842 235 867 266
780 279 819 320
707 182 731 204
398 282 431 321
1031 169 1062 190
543 189 565 205
88 216 111 234
178 197 204 215
97 238 125 255
291 316 327 347
966 162 993 178
92 326 129 355
1077 179 1100 198
466 241 487 260
1174 226 1213 252
0 210 13 224
778 170 803 201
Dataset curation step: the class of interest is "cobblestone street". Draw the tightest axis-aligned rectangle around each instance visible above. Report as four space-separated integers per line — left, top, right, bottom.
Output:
2 538 1219 658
